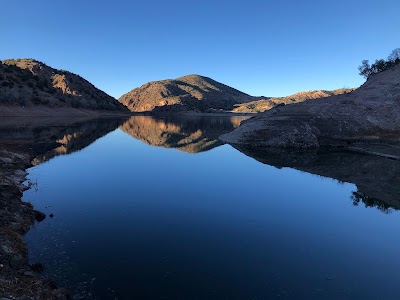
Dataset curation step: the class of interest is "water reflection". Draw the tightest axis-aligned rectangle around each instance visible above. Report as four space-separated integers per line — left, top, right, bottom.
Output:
2 115 399 299
1 115 397 214
232 146 400 212
120 115 248 153
0 117 126 164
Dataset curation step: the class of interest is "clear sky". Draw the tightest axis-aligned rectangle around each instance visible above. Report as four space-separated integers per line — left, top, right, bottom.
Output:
1 0 399 98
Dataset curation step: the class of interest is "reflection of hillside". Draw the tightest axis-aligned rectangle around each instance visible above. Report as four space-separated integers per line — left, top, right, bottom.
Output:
233 146 400 212
120 115 249 153
0 117 125 165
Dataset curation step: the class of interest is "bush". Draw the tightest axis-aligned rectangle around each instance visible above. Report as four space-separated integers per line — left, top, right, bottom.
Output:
32 96 41 104
21 73 31 82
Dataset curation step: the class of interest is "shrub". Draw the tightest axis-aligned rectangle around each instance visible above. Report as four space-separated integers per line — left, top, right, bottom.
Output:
32 96 41 104
21 73 31 82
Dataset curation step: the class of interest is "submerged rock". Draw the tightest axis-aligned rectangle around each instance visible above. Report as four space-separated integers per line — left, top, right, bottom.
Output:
34 210 46 222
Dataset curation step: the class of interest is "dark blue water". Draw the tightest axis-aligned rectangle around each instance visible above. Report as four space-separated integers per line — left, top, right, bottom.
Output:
22 116 400 299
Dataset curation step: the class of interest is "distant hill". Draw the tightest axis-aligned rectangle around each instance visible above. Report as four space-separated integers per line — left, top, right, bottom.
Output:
119 74 354 113
119 74 255 113
232 88 355 113
0 59 127 112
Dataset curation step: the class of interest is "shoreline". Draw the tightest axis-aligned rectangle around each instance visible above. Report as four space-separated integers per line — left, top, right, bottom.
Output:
0 115 129 299
0 149 69 299
0 105 132 118
0 106 256 118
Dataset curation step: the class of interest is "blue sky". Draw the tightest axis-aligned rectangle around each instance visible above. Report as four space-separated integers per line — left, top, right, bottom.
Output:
1 0 399 98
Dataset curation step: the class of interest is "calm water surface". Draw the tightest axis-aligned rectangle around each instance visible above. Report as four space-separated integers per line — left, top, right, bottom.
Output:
18 116 400 299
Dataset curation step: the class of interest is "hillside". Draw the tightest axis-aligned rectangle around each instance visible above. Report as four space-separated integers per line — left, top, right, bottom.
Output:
232 88 354 113
220 63 400 152
119 74 354 114
0 59 128 113
119 74 255 113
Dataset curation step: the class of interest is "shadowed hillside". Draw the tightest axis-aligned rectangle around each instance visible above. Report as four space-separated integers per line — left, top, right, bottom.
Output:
0 59 128 113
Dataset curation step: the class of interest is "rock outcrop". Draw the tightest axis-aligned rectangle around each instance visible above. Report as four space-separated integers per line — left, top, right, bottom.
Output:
220 64 400 150
0 59 128 113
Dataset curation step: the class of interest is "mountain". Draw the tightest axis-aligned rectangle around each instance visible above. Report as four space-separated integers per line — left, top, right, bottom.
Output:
220 63 400 153
119 74 354 114
119 74 256 113
0 59 128 114
232 88 354 113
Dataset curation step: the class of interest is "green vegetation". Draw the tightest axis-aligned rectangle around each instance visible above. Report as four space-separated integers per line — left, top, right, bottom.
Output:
359 48 400 79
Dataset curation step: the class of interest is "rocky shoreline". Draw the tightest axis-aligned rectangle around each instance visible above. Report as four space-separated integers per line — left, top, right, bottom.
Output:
0 149 69 299
0 116 129 299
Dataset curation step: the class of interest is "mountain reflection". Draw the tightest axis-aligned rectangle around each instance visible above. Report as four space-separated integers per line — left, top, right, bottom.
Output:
232 146 400 213
2 115 395 214
0 117 125 165
120 115 249 153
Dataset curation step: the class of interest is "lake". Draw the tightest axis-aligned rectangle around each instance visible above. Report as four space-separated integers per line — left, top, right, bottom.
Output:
14 115 400 299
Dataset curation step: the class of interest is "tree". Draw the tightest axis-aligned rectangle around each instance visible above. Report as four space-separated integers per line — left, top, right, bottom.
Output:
358 48 400 80
371 59 387 74
388 48 400 63
358 60 372 79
